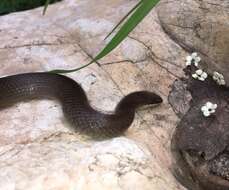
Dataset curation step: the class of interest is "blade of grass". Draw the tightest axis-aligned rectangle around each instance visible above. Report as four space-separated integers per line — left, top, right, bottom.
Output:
104 0 143 40
43 0 50 15
49 0 160 74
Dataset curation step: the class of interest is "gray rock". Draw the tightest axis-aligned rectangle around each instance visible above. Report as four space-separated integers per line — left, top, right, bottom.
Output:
168 79 192 118
158 0 229 86
0 0 190 189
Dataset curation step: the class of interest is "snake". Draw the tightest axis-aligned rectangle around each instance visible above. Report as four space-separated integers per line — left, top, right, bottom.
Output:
0 72 162 137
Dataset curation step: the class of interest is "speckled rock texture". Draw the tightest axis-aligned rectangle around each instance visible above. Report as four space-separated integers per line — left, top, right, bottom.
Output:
0 0 192 189
158 0 229 86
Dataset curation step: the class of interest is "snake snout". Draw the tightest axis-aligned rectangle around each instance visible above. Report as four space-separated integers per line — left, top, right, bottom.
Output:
152 94 163 104
143 91 163 105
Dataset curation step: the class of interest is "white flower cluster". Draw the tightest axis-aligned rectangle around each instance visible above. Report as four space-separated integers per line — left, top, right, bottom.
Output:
186 52 201 67
186 52 226 85
213 71 226 86
192 69 208 81
186 52 208 81
201 102 217 117
185 52 222 117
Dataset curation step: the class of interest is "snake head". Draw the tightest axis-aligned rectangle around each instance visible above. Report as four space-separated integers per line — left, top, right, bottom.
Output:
138 91 163 105
115 91 163 113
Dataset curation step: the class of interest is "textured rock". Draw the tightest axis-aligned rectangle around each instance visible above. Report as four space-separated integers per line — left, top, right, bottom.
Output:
158 0 229 86
157 1 229 189
0 0 190 189
172 77 229 189
168 79 191 118
0 137 163 190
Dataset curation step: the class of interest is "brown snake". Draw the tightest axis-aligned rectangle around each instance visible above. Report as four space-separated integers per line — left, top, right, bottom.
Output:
0 72 162 137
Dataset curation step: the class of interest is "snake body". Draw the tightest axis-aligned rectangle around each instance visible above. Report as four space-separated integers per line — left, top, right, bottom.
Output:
0 72 162 137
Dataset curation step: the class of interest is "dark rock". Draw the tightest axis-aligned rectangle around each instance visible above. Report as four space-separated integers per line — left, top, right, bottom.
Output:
172 65 229 190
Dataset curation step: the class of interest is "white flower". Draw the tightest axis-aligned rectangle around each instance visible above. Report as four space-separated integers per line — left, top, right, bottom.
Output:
186 52 201 66
213 71 226 85
192 69 208 81
201 102 217 117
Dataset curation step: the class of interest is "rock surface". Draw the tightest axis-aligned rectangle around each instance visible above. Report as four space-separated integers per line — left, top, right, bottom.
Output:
0 0 206 189
171 64 229 189
158 0 229 86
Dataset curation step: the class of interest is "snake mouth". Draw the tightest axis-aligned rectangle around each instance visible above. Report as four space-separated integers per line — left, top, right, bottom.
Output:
146 92 163 105
138 95 163 111
138 91 163 105
138 103 161 111
154 95 163 104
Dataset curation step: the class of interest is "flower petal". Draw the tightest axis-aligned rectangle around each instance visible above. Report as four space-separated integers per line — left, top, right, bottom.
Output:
200 77 205 81
212 104 217 109
186 56 192 62
186 61 191 66
201 106 208 112
195 56 201 63
194 62 199 67
192 74 198 79
203 111 210 117
201 72 208 79
206 102 213 108
192 52 197 58
221 80 226 85
196 69 203 75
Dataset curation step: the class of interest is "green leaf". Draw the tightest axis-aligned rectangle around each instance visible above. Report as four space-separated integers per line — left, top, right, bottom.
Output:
49 0 160 74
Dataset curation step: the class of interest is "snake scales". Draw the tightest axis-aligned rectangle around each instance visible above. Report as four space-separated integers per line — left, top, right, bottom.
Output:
0 72 162 137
